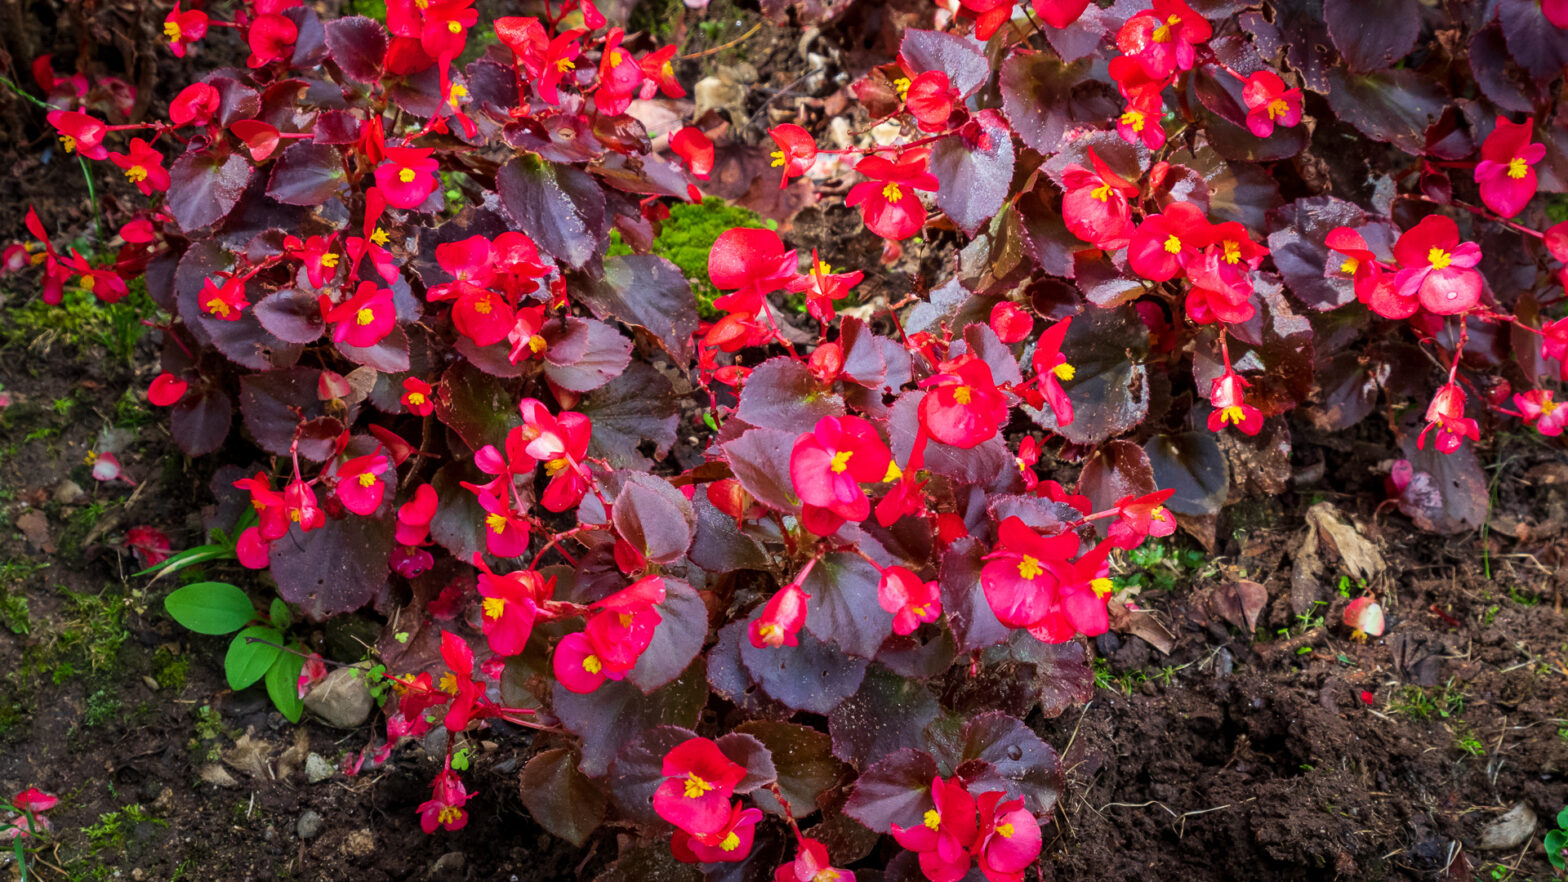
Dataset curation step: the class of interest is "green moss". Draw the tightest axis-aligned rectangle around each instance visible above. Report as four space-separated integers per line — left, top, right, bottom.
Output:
153 646 189 692
1 282 156 366
609 197 777 319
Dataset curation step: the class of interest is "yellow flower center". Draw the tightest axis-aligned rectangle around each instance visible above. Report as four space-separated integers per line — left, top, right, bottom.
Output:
320 252 340 268
1219 405 1247 426
437 806 462 825
473 297 493 314
720 832 741 851
371 227 391 246
829 450 853 473
582 653 603 674
1119 110 1145 132
438 672 459 694
483 596 505 620
756 623 780 643
1163 234 1182 254
398 167 417 183
354 472 375 488
770 149 787 168
923 809 941 830
545 458 569 476
1222 240 1242 264
618 612 634 628
883 461 902 482
526 335 547 354
556 57 575 73
661 61 674 78
609 49 625 66
1091 577 1114 597
1017 555 1043 580
683 773 715 799
1339 256 1359 274
448 84 469 107
164 21 181 41
205 298 231 318
1427 247 1452 270
1151 22 1172 42
1507 156 1529 179
815 258 833 276
407 391 426 406
80 274 97 292
881 182 904 202
447 20 461 33
486 512 508 534
1541 397 1559 415
996 822 1015 838
1152 506 1170 522
1266 99 1289 120
125 165 148 184
355 307 375 325
59 134 77 153
1091 183 1112 202
1053 362 1076 381
952 386 973 405
893 77 911 100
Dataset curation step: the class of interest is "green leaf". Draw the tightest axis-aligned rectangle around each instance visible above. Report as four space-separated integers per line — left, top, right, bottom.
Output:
164 582 256 635
269 598 292 631
265 648 306 723
135 543 234 579
225 626 284 690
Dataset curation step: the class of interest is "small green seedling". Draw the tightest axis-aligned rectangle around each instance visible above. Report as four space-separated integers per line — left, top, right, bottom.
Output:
1546 805 1568 871
163 582 305 721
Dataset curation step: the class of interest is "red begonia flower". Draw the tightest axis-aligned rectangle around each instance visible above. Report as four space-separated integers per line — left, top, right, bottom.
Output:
396 483 439 545
163 3 209 57
326 281 397 349
1241 70 1303 138
769 124 817 189
199 275 250 321
989 301 1033 344
553 631 612 693
475 558 546 656
639 45 686 99
890 777 980 882
948 0 1015 40
905 71 959 132
1030 317 1076 428
108 138 169 196
1206 370 1262 435
1474 116 1545 219
974 791 1043 881
749 582 810 649
595 29 645 116
335 452 390 515
789 415 893 523
1107 489 1177 549
584 576 667 673
148 372 187 407
877 565 942 635
980 516 1079 630
12 788 59 815
918 356 1010 449
708 227 799 315
46 110 109 160
1061 147 1140 249
671 126 715 180
787 251 863 324
1324 226 1415 319
1032 0 1091 27
402 377 434 416
376 146 440 210
1516 389 1568 436
1417 382 1478 453
246 13 299 68
125 526 172 568
170 81 221 126
846 151 939 241
284 234 342 289
775 838 856 882
1115 0 1211 80
418 757 471 833
1128 201 1210 281
421 0 478 62
672 802 762 863
652 738 749 836
1392 215 1483 315
475 490 530 556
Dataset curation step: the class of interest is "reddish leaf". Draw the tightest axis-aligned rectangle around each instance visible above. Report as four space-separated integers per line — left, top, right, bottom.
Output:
542 317 632 392
1324 0 1419 72
613 475 695 566
740 626 868 715
579 255 698 363
828 665 941 768
608 725 700 827
843 748 940 834
802 552 895 660
269 511 394 620
930 111 1016 237
1144 432 1228 517
552 660 708 778
520 748 607 846
737 357 846 435
736 721 848 819
496 154 607 269
579 362 679 471
168 150 253 232
323 15 387 83
266 141 347 206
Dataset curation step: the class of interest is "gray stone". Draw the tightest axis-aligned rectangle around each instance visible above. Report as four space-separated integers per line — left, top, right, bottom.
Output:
430 851 467 880
53 480 85 504
296 810 324 840
1479 802 1536 850
302 665 374 728
305 752 335 784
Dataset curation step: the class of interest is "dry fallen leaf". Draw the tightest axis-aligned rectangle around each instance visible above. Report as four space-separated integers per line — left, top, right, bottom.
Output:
1211 579 1268 634
15 509 54 553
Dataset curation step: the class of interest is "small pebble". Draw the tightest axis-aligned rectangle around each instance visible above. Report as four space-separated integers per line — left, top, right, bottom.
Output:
296 810 323 841
305 752 335 784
